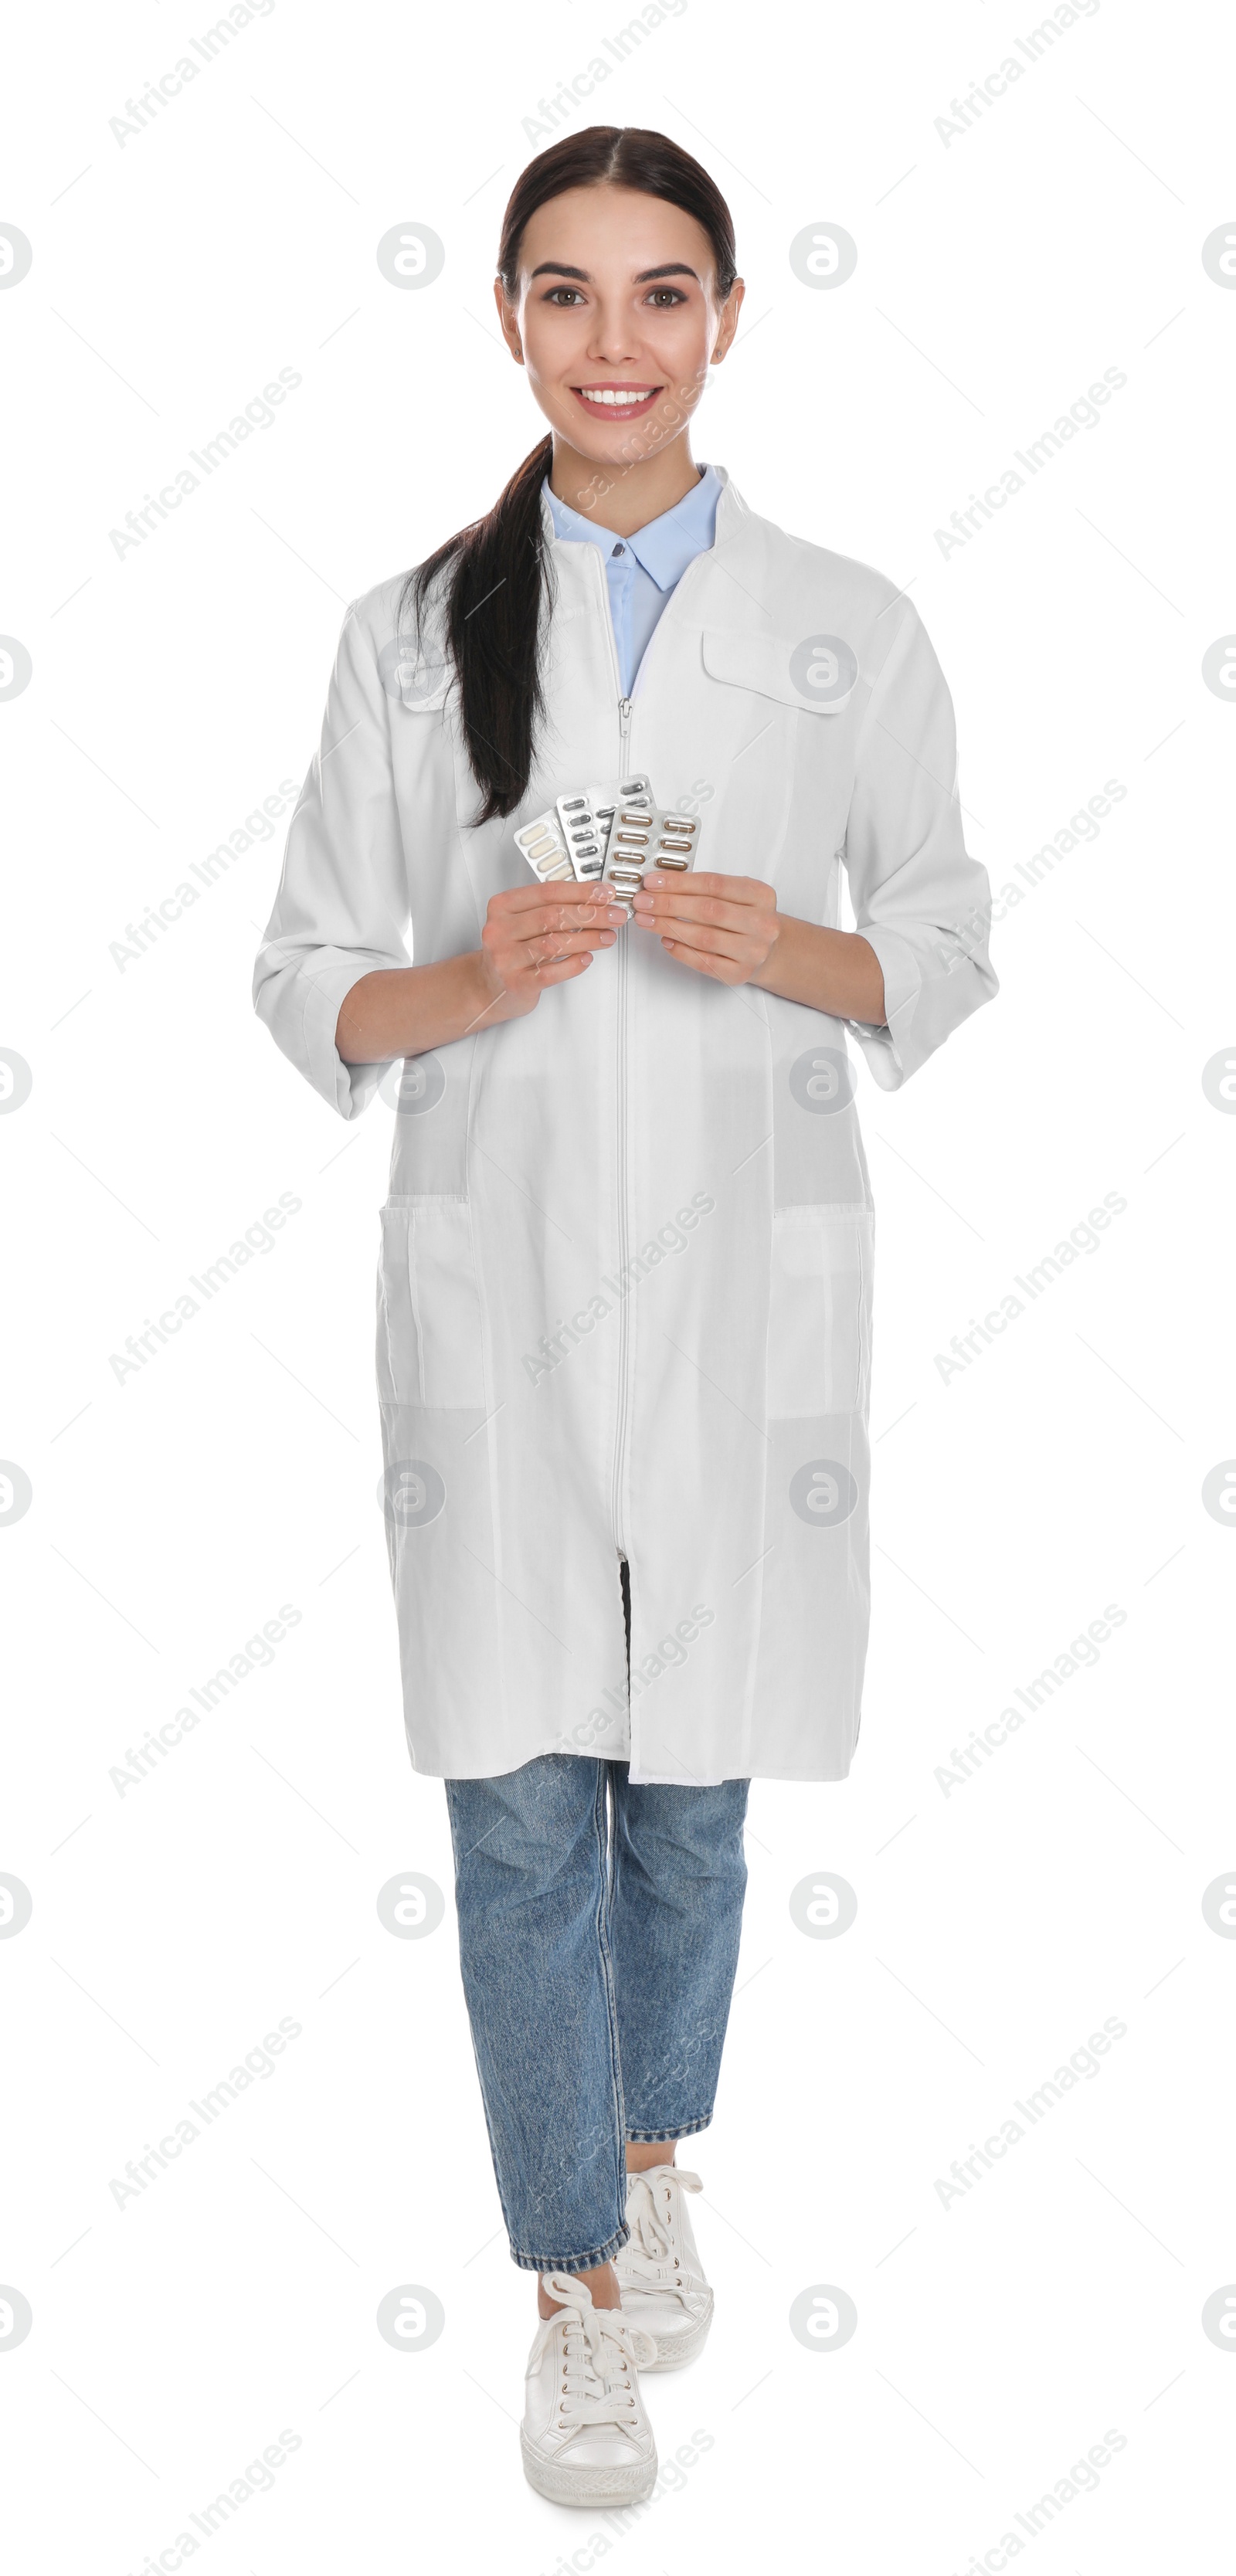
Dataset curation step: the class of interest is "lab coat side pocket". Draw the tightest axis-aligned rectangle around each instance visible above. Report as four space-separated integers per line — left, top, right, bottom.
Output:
767 1205 874 1417
377 1194 487 1410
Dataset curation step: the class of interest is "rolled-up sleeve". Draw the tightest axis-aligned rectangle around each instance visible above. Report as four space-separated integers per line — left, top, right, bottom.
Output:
253 600 410 1119
841 597 997 1090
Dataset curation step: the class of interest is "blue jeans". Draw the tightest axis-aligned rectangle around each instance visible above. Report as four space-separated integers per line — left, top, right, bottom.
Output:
444 1582 749 2272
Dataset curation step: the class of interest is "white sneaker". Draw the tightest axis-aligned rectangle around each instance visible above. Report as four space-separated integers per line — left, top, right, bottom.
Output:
613 2164 714 2370
521 2270 659 2508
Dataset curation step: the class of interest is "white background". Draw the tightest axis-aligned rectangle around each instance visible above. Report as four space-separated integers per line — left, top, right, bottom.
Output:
2 1 1234 2568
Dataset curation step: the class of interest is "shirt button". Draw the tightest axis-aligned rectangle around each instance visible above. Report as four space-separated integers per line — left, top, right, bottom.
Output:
613 542 625 555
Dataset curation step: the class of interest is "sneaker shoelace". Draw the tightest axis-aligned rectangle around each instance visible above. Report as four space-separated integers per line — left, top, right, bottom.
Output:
541 2276 657 2432
622 2167 703 2307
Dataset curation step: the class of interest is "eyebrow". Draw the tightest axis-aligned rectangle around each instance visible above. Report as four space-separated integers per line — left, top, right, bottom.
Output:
527 262 701 284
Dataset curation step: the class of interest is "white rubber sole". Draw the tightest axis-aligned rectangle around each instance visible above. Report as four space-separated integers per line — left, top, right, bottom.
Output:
622 2288 714 2372
520 2428 659 2507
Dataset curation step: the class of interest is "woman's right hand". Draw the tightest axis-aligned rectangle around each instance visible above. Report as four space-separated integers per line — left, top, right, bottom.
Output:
335 885 627 1065
472 882 627 1024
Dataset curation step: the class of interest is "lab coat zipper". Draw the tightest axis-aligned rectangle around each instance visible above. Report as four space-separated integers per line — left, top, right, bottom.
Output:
612 690 634 1563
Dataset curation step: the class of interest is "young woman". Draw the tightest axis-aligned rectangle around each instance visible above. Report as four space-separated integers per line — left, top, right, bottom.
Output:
253 126 997 2508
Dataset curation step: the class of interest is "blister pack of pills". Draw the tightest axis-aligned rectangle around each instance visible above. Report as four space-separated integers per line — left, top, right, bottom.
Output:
601 805 703 911
555 775 653 881
512 809 575 883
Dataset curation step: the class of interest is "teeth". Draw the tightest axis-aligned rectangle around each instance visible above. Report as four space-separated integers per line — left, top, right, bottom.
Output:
578 389 654 406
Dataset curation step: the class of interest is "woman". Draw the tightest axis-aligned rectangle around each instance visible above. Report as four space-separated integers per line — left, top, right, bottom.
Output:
253 126 997 2507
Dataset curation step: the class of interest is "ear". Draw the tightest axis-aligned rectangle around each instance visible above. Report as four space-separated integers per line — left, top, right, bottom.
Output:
711 277 745 365
493 274 524 363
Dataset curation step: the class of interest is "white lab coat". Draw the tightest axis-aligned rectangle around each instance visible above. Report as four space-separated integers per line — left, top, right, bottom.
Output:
253 467 997 1784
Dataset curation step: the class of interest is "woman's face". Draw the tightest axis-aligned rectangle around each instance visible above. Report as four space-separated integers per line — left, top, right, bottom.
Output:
494 184 742 472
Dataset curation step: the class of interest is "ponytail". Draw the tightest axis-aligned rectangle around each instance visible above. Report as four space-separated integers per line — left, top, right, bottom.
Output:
404 433 556 826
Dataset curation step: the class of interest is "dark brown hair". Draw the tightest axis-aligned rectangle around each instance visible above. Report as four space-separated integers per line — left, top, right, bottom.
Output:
402 127 737 821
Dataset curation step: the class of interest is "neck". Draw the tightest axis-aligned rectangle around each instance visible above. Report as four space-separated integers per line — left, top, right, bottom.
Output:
548 429 702 536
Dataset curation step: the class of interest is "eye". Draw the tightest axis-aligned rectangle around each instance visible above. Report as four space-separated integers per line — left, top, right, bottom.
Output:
647 288 688 307
544 287 585 306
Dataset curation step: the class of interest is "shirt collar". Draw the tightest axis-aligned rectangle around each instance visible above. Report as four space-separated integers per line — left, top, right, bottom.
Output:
543 462 723 592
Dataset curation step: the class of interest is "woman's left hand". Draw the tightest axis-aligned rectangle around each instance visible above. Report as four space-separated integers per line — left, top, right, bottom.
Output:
630 870 779 986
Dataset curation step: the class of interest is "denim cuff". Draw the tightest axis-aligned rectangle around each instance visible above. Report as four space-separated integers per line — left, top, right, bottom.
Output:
624 2110 713 2143
510 2218 631 2276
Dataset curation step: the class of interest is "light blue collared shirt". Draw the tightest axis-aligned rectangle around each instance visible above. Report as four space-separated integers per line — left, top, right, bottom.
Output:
544 462 722 697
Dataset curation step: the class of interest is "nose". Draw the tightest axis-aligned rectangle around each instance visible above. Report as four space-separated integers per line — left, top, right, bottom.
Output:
583 304 647 368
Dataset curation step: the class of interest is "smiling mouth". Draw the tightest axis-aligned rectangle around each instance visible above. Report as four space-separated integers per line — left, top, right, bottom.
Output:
571 385 664 417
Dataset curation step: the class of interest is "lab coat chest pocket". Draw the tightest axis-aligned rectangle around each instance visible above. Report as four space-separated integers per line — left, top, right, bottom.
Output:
379 639 453 715
767 1205 873 1417
377 1195 487 1409
699 627 858 720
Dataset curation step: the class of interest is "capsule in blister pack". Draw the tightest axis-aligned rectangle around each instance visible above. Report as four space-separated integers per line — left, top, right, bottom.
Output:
513 809 574 884
602 805 702 912
555 774 653 881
